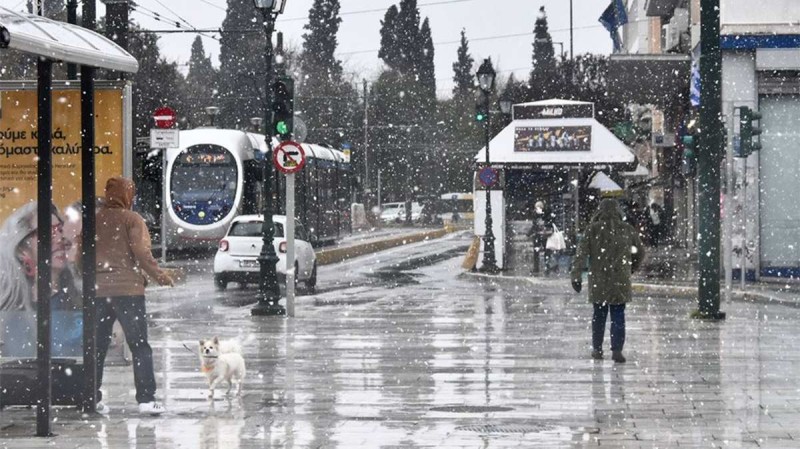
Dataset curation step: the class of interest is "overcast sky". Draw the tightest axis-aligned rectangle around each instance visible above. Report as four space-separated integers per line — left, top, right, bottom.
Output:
8 0 614 97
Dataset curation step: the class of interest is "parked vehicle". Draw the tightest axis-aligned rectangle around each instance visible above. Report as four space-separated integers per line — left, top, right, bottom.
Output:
213 215 317 291
380 202 422 223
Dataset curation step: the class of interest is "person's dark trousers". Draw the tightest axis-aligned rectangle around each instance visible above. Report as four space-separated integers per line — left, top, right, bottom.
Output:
95 295 156 404
592 303 626 352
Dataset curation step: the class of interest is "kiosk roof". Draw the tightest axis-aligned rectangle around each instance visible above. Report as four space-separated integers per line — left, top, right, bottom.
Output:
474 117 636 169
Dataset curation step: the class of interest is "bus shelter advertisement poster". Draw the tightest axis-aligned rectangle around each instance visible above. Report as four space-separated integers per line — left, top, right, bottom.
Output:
0 86 125 359
514 125 592 152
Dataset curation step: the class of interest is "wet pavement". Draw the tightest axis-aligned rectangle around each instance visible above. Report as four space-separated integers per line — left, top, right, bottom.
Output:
3 232 800 448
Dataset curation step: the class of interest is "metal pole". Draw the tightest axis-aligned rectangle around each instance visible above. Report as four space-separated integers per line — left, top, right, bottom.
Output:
724 111 733 304
286 173 295 317
569 0 574 62
377 169 382 209
574 168 581 232
695 0 725 319
741 160 747 289
161 150 168 263
66 0 78 80
481 91 498 272
252 10 284 316
80 0 98 414
36 56 53 438
363 79 369 194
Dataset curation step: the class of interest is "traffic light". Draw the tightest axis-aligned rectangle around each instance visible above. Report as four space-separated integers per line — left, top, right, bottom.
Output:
475 102 487 123
271 76 294 139
738 106 763 158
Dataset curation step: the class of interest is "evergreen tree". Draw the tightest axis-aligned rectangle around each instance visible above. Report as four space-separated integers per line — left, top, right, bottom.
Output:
378 0 422 75
529 6 558 100
375 1 439 198
185 37 219 128
299 0 351 147
217 0 267 129
451 29 474 99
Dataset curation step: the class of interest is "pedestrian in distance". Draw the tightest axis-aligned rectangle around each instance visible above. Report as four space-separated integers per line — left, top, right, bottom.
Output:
92 177 174 415
526 200 554 274
570 199 645 363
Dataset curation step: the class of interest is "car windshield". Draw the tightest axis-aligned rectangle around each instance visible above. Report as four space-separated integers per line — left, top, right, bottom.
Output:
228 221 284 238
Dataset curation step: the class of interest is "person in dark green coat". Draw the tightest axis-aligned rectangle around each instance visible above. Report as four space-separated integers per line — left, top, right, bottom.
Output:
571 198 645 363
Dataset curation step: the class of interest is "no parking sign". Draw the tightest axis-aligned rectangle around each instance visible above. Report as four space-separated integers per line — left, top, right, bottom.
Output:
272 141 306 174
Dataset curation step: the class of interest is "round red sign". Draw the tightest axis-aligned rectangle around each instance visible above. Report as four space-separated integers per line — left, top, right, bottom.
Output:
153 106 176 129
272 141 306 174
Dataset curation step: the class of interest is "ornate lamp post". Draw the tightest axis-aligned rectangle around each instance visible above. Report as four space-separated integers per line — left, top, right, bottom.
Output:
252 0 288 316
498 94 513 117
476 58 498 273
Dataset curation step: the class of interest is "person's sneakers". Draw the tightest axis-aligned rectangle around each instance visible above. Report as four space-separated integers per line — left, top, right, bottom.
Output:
95 402 110 415
612 351 626 363
138 402 166 416
591 350 603 360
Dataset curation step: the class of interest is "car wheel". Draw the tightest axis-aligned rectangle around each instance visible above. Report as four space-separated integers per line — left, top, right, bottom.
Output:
306 261 317 290
214 275 227 291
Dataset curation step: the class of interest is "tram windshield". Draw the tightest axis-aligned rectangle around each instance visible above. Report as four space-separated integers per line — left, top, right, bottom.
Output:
171 145 238 225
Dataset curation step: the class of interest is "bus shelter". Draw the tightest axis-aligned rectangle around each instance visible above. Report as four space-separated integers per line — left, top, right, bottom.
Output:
473 99 636 271
0 6 138 435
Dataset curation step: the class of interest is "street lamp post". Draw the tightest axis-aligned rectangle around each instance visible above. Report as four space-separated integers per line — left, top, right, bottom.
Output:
252 0 287 316
477 58 498 273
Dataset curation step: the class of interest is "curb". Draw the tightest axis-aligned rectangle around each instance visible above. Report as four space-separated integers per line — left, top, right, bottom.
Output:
315 226 458 266
461 272 800 308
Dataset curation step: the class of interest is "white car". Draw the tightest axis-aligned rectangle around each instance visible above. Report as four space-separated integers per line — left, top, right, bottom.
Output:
380 202 422 223
213 215 317 291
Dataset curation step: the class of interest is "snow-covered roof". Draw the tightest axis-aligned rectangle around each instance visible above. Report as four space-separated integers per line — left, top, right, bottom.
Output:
588 172 623 192
474 117 636 168
622 164 650 177
0 6 138 73
513 99 594 107
176 128 348 163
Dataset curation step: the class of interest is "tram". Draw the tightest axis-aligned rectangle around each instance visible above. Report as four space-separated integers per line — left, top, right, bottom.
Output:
163 128 351 249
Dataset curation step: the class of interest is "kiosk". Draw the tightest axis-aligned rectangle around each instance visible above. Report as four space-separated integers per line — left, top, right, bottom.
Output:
473 99 636 271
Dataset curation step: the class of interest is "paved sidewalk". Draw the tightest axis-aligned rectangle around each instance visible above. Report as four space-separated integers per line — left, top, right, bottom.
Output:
4 232 800 448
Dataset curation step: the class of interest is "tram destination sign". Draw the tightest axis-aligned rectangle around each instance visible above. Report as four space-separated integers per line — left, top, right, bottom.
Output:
514 125 592 152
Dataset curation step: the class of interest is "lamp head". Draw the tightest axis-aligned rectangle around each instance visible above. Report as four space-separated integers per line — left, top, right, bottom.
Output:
476 58 496 92
252 0 287 13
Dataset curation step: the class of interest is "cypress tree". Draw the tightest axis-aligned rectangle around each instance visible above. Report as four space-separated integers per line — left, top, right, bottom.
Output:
185 37 219 128
217 0 267 129
452 29 474 99
529 6 558 100
300 0 347 146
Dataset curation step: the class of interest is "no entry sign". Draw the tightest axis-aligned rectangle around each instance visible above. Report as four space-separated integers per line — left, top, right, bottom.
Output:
153 106 176 129
273 141 306 174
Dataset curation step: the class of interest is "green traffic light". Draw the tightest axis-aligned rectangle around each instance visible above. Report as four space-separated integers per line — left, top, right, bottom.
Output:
276 120 288 135
476 113 486 122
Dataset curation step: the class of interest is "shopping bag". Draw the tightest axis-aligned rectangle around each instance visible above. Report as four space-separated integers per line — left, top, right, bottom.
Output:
546 225 566 251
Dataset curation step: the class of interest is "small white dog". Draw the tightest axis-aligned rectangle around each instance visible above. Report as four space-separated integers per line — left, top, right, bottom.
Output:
198 337 246 399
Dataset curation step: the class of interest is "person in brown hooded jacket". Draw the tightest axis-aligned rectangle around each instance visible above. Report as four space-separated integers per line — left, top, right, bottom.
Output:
94 177 173 415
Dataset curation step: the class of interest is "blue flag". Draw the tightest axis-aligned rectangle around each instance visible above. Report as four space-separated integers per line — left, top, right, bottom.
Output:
599 0 628 51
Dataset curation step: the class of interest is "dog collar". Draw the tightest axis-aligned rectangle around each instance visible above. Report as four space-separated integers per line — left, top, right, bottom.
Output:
201 365 214 373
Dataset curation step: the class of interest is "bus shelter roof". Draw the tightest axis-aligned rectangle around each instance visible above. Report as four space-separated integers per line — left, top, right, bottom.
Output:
474 117 636 170
0 6 138 73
